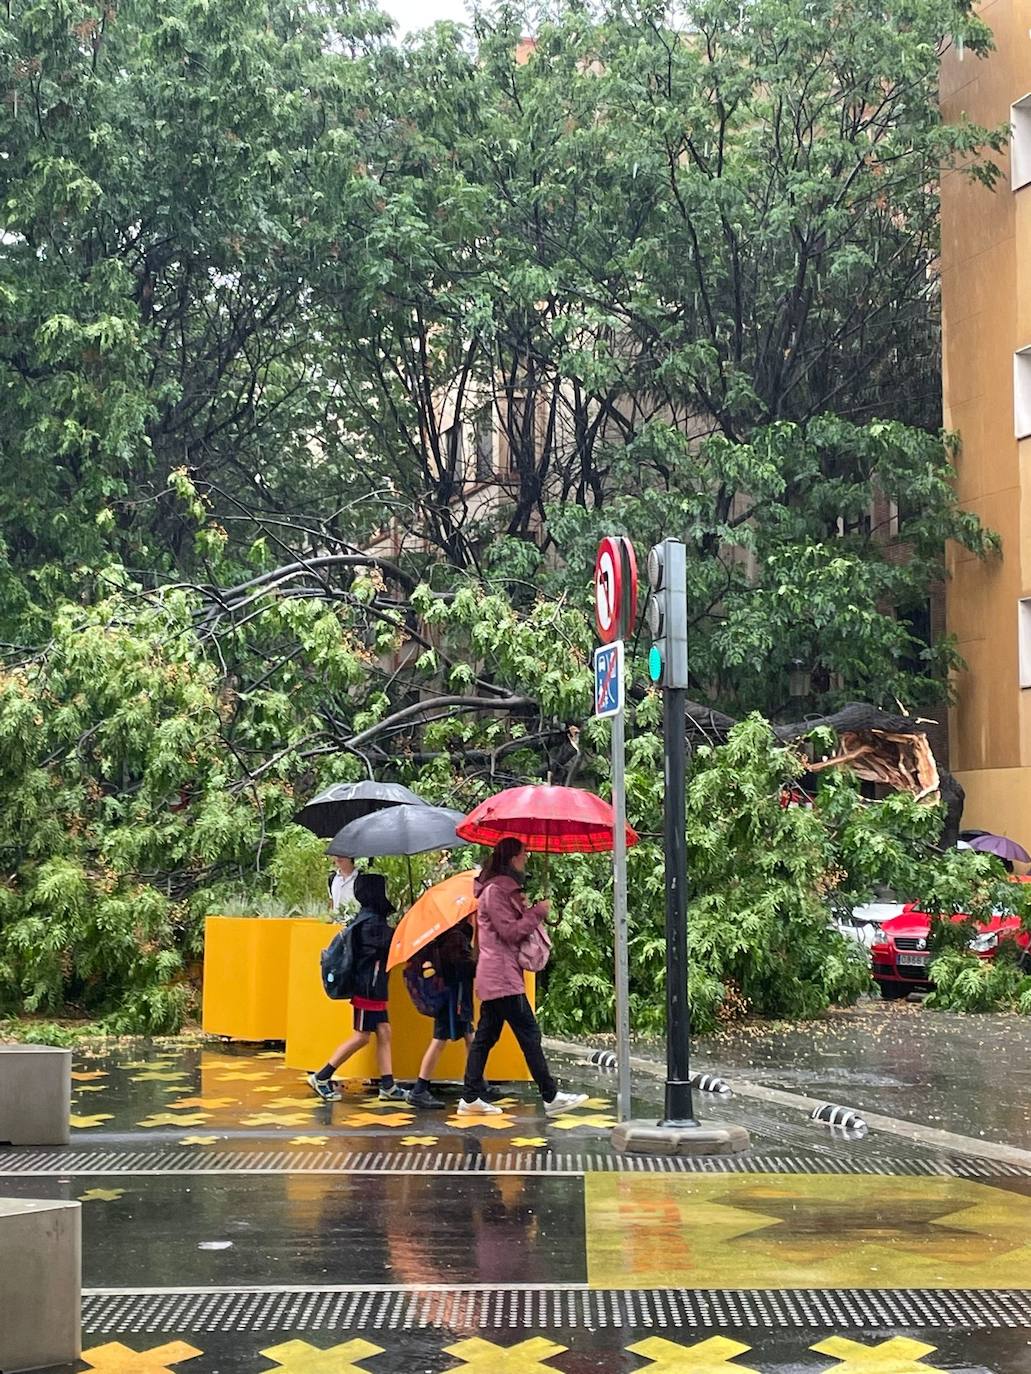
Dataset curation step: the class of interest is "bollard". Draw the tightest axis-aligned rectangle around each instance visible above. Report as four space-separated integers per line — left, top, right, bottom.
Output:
689 1071 732 1094
810 1102 867 1132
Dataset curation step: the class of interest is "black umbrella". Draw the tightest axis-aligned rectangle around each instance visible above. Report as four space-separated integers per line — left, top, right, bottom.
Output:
294 781 425 838
327 804 468 858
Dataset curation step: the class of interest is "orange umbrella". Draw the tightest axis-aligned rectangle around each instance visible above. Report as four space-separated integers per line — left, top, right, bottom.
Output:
387 870 478 971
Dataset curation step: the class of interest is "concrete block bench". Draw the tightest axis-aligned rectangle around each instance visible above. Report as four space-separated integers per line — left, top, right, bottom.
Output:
0 1197 81 1371
0 1044 71 1145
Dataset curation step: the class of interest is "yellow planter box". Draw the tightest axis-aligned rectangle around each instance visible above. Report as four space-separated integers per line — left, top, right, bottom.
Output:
284 918 534 1081
201 916 298 1042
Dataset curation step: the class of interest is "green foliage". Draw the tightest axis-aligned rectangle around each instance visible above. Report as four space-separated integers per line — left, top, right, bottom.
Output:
926 948 1031 1014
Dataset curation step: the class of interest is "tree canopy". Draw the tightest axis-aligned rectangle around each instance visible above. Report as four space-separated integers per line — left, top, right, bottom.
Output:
0 0 1018 1030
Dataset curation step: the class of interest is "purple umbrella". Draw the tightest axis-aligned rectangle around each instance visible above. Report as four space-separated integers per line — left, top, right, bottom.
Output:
969 833 1031 864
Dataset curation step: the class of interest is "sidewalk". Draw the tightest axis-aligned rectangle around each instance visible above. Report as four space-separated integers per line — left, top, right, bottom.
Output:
2 1036 1030 1372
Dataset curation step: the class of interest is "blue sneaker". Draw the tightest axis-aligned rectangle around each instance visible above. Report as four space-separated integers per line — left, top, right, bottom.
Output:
307 1072 340 1102
378 1084 406 1101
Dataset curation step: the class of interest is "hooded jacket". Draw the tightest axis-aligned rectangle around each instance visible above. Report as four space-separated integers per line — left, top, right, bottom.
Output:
472 870 547 1002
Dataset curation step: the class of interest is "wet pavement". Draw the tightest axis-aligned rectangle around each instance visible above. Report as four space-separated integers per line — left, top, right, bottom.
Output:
2 1039 1031 1372
692 999 1031 1151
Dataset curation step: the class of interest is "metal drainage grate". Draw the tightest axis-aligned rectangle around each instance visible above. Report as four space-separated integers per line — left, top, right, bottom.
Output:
1 1148 1028 1178
81 1285 1031 1334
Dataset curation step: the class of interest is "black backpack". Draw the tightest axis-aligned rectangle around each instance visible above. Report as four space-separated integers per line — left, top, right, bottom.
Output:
320 922 359 1000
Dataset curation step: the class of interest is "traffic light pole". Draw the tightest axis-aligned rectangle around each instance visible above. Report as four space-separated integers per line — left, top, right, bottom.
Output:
661 683 698 1127
611 536 748 1157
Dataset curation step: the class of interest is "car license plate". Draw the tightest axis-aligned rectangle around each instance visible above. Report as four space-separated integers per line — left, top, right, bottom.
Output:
897 952 930 967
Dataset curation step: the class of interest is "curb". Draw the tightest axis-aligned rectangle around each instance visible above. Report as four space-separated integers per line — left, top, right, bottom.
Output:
543 1035 1031 1170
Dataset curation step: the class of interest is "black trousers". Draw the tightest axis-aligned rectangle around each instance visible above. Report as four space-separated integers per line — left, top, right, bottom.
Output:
463 994 557 1102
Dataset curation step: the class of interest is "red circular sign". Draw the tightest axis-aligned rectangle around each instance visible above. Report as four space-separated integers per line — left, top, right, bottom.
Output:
595 536 638 643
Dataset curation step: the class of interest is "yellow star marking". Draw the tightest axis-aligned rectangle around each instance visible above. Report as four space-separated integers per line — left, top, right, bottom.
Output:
445 1112 517 1131
129 1070 190 1082
240 1112 317 1127
400 1135 439 1146
340 1111 415 1128
811 1336 942 1372
259 1337 384 1372
442 1336 567 1371
80 1340 203 1372
138 1113 210 1128
71 1069 108 1081
585 1173 1031 1290
180 1136 220 1146
546 1114 616 1131
70 1113 113 1129
167 1096 237 1110
289 1136 329 1146
78 1188 125 1203
511 1137 549 1147
628 1336 759 1371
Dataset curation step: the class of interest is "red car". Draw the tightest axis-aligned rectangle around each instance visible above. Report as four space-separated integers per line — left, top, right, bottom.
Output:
871 899 1031 998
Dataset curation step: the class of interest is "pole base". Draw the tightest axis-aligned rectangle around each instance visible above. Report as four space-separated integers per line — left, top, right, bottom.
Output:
611 1118 750 1157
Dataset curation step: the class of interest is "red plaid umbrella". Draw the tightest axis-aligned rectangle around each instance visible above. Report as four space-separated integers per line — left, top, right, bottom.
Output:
456 785 638 855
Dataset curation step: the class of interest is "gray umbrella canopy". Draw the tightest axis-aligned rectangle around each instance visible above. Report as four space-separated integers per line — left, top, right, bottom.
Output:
327 804 468 858
294 781 424 839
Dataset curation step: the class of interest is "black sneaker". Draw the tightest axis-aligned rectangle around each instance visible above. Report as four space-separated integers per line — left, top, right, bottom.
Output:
406 1087 445 1110
478 1084 506 1103
306 1071 340 1102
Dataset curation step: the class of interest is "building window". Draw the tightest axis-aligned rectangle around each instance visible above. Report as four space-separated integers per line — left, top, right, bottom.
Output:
474 420 494 481
1020 599 1031 688
1014 348 1031 438
1012 94 1031 191
444 422 465 475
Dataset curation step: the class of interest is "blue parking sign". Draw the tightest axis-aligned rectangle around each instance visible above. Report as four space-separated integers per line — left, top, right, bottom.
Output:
594 641 624 719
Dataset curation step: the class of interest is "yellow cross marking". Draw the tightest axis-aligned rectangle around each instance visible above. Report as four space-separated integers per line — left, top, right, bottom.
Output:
209 1070 269 1081
443 1336 568 1371
129 1071 189 1082
289 1135 329 1146
138 1113 209 1128
263 1096 323 1109
547 1113 616 1130
341 1111 415 1128
445 1113 517 1131
257 1051 284 1058
70 1113 113 1129
259 1337 383 1372
78 1188 125 1203
240 1112 317 1127
628 1336 759 1371
400 1135 438 1146
180 1136 220 1146
811 1336 942 1372
71 1069 108 1081
80 1340 203 1371
75 1084 107 1093
168 1096 237 1109
511 1137 549 1147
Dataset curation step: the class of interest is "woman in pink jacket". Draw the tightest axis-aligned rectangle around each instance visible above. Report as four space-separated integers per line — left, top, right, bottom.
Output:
459 837 588 1116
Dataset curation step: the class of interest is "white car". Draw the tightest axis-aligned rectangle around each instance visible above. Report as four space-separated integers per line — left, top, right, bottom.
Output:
834 901 908 948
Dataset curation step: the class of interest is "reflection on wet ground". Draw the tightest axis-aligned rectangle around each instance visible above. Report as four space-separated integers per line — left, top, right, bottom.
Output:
3 1039 1031 1372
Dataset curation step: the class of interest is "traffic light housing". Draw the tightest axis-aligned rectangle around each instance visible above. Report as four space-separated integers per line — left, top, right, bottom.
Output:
646 539 689 688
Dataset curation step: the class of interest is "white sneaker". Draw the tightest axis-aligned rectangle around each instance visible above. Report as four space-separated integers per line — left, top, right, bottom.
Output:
457 1097 503 1115
545 1092 589 1116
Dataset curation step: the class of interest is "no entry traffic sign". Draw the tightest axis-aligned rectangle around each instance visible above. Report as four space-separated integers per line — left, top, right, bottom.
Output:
595 536 638 644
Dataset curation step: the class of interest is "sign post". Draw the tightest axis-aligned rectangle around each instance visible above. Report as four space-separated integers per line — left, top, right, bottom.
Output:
594 538 637 1124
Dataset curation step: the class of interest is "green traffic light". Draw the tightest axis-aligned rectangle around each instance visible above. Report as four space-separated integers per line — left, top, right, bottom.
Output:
648 645 663 682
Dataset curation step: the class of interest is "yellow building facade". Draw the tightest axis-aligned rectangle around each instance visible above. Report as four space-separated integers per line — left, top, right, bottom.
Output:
942 5 1031 840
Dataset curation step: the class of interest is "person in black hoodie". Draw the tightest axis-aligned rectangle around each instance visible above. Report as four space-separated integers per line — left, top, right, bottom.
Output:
307 873 405 1103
